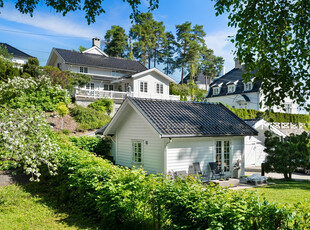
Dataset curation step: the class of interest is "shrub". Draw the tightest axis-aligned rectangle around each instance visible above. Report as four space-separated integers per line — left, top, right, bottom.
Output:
68 136 111 156
61 129 71 135
39 139 310 229
70 105 111 131
88 98 114 114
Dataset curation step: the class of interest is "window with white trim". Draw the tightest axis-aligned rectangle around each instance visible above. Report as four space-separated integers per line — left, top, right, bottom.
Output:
284 103 292 113
86 83 94 90
244 82 253 91
140 82 148 93
156 83 163 94
80 67 88 73
213 87 220 95
103 84 114 91
132 141 143 164
227 85 235 93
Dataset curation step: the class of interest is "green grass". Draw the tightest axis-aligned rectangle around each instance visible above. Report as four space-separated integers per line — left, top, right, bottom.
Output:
250 179 310 205
0 184 99 230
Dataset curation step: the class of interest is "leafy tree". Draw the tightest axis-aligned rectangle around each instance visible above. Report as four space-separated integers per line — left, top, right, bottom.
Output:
213 0 310 111
88 98 114 115
56 102 69 130
176 22 206 84
104 25 128 57
264 131 310 179
0 44 13 59
22 57 41 78
4 0 159 24
0 56 20 81
130 12 165 68
0 106 58 181
79 46 86 52
157 32 177 75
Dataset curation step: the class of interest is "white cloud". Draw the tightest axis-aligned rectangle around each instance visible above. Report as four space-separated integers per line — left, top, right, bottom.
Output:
0 9 100 39
205 29 237 72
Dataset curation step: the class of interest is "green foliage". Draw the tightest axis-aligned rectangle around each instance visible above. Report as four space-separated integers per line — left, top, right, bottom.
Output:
79 45 86 52
0 44 13 59
104 25 128 57
157 31 177 75
0 56 20 81
88 98 114 114
169 82 207 102
40 141 310 229
70 105 111 131
56 102 69 117
22 57 41 78
213 0 310 111
0 76 71 112
264 131 310 179
61 129 71 135
69 136 111 157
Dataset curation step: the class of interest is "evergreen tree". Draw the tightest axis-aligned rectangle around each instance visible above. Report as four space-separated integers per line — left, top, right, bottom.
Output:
104 25 128 57
157 32 177 75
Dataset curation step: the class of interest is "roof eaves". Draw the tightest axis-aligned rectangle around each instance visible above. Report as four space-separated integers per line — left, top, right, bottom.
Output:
160 133 257 138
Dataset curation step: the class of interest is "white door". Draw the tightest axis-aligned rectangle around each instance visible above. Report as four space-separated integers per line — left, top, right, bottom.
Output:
215 140 231 175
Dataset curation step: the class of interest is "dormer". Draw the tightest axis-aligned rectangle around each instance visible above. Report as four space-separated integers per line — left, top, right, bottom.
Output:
244 79 254 91
226 80 238 93
212 83 223 95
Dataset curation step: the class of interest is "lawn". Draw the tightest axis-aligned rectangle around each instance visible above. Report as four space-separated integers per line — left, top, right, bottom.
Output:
250 179 310 205
0 184 99 230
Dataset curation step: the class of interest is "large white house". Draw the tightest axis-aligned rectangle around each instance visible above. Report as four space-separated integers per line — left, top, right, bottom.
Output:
101 97 258 178
206 61 300 114
46 38 178 109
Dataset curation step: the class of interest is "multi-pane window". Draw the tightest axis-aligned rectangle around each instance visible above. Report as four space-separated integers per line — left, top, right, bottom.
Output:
86 83 94 90
284 103 292 113
213 87 220 95
223 141 230 172
132 141 143 164
215 140 230 173
227 85 235 93
156 83 163 94
140 82 148 93
216 141 222 171
103 84 114 91
244 82 252 91
80 67 88 73
124 83 130 92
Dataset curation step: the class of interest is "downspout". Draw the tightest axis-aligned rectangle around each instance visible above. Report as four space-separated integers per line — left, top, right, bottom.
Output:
164 138 172 174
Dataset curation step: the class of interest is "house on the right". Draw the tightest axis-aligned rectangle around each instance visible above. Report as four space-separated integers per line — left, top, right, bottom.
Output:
206 61 300 114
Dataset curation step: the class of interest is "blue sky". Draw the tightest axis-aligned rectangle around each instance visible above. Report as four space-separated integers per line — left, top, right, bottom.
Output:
0 0 236 82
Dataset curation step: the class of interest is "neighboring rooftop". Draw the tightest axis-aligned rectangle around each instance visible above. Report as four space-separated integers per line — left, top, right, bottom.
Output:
54 48 147 73
244 119 262 127
0 42 32 59
110 97 258 137
206 68 261 98
181 72 207 84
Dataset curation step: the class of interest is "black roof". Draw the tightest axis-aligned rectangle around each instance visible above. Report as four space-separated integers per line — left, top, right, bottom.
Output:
127 97 258 137
0 43 32 58
206 68 261 98
181 72 207 84
54 48 147 73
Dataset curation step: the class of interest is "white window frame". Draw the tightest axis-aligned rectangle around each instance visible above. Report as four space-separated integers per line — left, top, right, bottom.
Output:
132 140 143 165
80 67 88 73
213 87 220 95
214 140 231 174
140 81 148 93
227 85 235 93
284 103 292 113
156 83 164 94
244 82 253 91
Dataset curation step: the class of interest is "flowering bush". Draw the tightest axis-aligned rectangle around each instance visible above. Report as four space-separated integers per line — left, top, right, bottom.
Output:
0 76 71 112
0 107 58 181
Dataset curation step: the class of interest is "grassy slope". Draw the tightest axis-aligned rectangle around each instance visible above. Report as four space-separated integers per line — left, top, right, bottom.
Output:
250 179 310 205
0 184 99 230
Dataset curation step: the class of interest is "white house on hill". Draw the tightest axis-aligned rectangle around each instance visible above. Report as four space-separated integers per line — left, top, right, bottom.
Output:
206 61 300 114
101 98 258 178
46 38 179 110
0 42 33 65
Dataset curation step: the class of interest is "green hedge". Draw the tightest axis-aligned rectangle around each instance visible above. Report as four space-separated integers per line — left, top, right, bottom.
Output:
40 139 310 230
68 136 111 157
226 105 310 124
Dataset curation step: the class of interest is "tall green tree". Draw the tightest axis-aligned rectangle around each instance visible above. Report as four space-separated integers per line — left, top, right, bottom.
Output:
104 26 128 57
176 22 206 84
130 12 165 68
157 32 177 75
0 44 13 59
213 0 310 111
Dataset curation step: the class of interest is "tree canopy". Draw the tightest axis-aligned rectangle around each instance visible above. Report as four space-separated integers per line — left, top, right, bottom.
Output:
213 0 310 111
104 25 128 58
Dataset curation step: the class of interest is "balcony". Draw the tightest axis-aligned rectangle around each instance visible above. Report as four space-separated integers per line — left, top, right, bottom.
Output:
74 88 180 101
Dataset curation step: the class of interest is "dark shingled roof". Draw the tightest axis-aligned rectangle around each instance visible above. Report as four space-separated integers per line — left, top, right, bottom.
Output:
128 97 258 137
181 72 207 84
54 48 147 73
0 43 32 58
206 68 261 98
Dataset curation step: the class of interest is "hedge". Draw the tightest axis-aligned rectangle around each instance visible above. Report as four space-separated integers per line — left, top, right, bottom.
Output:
226 105 310 124
39 138 310 230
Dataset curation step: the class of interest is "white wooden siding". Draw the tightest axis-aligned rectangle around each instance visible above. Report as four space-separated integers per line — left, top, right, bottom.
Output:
116 106 165 174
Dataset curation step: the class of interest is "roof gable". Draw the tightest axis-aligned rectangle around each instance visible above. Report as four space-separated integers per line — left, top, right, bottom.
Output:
104 98 258 138
0 43 32 59
83 46 108 56
131 68 175 83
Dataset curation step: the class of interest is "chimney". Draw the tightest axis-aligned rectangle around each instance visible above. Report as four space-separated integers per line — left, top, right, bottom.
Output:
92 37 100 48
235 59 243 69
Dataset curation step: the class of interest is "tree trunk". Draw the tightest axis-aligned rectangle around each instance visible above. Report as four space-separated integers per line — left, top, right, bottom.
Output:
180 40 187 84
61 117 64 130
148 49 151 69
154 48 156 68
166 62 169 75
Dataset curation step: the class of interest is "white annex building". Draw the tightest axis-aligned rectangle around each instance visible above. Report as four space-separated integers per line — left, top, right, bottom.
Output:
206 61 300 114
46 38 179 110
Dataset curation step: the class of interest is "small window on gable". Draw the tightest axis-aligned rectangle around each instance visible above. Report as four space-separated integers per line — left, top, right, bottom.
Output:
140 82 148 93
227 85 235 93
213 87 220 95
156 83 164 94
244 82 253 91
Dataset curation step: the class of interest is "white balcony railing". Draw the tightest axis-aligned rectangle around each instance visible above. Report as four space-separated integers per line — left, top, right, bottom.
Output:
75 88 180 101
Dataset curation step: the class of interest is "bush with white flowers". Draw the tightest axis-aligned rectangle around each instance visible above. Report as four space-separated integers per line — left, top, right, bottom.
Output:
0 76 71 111
0 106 58 181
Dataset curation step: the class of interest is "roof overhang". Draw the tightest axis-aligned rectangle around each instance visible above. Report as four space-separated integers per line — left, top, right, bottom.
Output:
131 68 175 83
254 119 287 137
83 46 109 57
